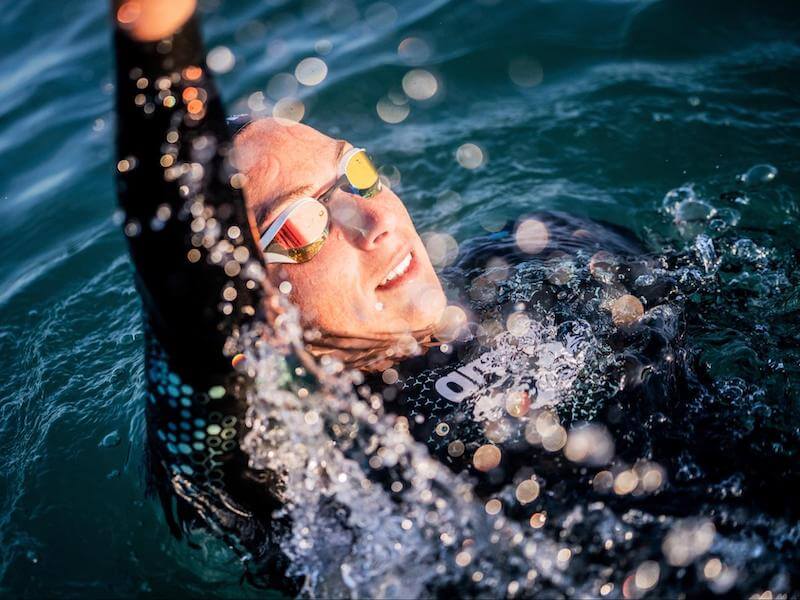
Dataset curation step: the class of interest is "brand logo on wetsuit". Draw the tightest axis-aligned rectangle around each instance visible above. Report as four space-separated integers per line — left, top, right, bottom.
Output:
434 352 502 403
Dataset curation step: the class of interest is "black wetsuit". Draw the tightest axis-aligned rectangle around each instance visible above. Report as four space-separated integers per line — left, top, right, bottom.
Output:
366 216 683 499
114 16 289 578
113 14 682 589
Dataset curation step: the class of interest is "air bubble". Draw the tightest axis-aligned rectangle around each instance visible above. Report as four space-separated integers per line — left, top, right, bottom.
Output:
738 164 777 187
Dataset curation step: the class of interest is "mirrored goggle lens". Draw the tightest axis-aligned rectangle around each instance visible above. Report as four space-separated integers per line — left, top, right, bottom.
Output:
267 199 329 262
342 149 381 198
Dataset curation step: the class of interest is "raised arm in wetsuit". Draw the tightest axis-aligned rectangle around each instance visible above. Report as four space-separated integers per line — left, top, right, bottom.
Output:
112 1 291 581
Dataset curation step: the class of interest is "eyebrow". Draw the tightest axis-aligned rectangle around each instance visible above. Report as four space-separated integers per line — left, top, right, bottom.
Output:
254 140 349 232
334 139 347 163
255 184 314 232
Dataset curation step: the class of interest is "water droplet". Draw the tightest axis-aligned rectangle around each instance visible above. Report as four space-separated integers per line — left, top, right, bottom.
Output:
295 57 328 86
589 251 618 284
515 219 548 253
674 198 714 224
473 444 502 472
378 165 401 188
485 498 502 515
315 39 333 54
99 430 121 448
402 69 439 101
593 470 614 493
613 469 638 495
422 232 459 267
732 238 761 262
529 512 546 529
634 561 660 591
376 97 410 124
506 312 531 337
455 143 485 169
273 98 305 123
508 57 543 87
505 391 530 417
398 37 431 65
662 518 716 567
694 234 717 274
447 440 465 457
364 2 398 28
564 423 614 465
672 195 715 237
267 72 298 100
122 217 142 237
515 479 540 504
207 46 235 74
609 295 644 327
704 558 723 580
661 185 696 215
738 164 777 187
247 91 269 113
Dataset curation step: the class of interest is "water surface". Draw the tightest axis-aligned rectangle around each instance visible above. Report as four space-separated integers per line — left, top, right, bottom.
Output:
1 0 799 596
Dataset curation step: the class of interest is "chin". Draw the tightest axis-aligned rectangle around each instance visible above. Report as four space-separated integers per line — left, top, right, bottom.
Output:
408 288 447 332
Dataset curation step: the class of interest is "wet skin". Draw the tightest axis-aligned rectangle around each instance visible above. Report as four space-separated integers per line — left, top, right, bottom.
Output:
115 0 446 364
233 118 447 356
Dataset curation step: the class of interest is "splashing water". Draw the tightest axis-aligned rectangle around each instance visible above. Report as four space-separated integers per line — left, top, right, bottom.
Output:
222 170 800 598
3 0 800 595
241 309 575 597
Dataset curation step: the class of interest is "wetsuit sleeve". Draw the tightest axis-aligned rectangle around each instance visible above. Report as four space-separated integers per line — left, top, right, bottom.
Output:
113 15 287 563
114 15 264 376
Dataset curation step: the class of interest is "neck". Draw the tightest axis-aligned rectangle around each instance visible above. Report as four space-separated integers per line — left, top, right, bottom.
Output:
304 327 440 372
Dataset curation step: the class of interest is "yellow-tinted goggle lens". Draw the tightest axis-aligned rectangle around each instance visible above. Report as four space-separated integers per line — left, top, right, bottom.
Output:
343 149 381 198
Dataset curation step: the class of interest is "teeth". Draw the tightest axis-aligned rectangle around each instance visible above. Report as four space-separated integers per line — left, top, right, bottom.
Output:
380 252 412 286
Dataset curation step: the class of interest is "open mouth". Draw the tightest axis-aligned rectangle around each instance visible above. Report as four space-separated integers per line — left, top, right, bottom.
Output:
377 251 415 289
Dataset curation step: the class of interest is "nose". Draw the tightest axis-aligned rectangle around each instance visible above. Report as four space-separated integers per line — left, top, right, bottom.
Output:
333 194 398 251
359 199 398 249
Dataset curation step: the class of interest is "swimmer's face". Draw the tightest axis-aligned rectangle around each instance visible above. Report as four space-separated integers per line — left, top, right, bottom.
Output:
234 118 446 352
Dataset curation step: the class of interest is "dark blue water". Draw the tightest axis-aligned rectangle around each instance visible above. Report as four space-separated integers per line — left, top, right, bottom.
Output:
1 0 799 596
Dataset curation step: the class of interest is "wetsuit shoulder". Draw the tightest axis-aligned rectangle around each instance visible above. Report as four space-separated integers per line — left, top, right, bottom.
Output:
373 213 680 486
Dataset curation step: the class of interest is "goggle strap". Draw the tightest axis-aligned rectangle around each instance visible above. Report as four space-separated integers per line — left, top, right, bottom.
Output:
264 250 297 264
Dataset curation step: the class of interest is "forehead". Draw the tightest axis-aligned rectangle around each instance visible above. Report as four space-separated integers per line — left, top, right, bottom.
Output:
233 118 343 221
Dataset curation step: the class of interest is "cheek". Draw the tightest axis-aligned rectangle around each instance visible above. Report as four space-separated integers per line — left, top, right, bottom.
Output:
269 249 368 328
391 200 416 229
411 236 439 282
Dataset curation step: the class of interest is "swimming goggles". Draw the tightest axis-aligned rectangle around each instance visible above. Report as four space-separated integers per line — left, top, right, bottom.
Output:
259 148 382 264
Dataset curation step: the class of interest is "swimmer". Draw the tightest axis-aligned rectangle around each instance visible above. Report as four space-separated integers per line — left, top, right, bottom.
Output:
112 0 682 588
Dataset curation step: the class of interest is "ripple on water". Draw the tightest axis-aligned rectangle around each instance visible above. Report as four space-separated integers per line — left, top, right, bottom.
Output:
3 0 800 596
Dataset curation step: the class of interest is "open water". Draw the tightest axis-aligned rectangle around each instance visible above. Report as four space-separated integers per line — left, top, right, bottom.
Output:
1 0 799 597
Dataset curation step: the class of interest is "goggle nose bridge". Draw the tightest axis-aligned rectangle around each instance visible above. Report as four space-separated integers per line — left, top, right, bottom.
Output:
258 149 382 264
